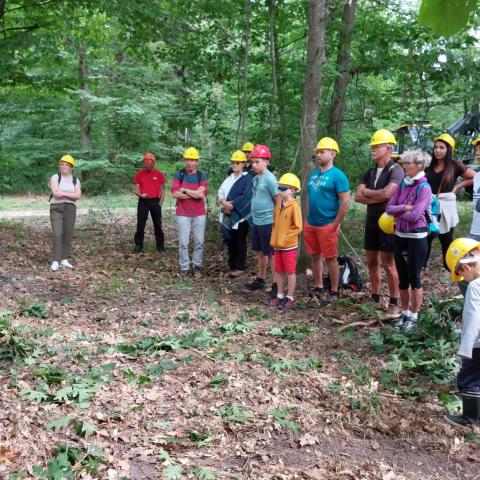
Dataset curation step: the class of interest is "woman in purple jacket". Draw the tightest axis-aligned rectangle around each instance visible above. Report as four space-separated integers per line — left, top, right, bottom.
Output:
386 150 432 332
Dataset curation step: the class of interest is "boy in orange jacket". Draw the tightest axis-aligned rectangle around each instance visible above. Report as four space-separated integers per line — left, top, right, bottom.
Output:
269 173 303 311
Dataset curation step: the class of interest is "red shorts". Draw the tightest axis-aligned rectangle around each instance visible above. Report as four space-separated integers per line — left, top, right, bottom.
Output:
304 221 339 259
274 249 297 274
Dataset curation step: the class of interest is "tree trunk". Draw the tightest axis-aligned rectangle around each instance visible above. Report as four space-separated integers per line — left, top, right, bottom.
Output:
274 14 287 173
79 44 92 151
300 0 328 210
237 0 251 144
267 0 277 148
326 0 357 141
0 0 7 21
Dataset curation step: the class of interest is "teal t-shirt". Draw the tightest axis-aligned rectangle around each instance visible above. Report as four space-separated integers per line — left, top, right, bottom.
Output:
251 170 278 225
307 166 349 226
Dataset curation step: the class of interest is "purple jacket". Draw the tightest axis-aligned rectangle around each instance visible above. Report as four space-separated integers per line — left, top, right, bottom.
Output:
386 177 432 233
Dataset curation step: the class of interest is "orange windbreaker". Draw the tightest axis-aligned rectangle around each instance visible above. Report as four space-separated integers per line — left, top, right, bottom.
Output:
270 199 303 250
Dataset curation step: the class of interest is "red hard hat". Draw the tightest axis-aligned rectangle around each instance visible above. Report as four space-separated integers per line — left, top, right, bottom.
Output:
143 153 156 162
250 144 271 159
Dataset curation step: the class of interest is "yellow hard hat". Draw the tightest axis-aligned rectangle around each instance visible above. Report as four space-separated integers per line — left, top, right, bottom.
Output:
231 150 247 162
434 133 455 150
278 173 301 192
241 142 254 152
315 137 339 154
378 212 395 235
60 155 75 167
369 129 397 146
471 136 480 146
446 238 480 282
183 147 199 160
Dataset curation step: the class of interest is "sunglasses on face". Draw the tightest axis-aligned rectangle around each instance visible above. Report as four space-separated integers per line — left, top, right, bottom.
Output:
278 185 290 192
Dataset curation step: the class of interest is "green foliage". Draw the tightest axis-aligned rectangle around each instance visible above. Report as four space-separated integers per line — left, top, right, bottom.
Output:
0 312 35 361
218 403 253 424
268 324 318 342
208 372 229 389
19 302 48 319
268 407 301 433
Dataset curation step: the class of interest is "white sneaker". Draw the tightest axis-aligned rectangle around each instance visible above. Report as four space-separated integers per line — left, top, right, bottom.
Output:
51 261 60 272
60 259 73 269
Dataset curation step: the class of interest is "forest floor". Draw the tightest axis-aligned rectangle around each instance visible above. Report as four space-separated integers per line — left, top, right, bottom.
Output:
0 208 479 480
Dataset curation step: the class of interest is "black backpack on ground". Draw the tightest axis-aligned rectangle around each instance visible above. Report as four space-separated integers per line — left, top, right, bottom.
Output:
338 255 363 291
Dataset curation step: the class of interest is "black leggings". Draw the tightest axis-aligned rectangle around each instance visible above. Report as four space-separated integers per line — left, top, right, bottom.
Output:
226 221 249 271
424 228 454 270
393 236 428 290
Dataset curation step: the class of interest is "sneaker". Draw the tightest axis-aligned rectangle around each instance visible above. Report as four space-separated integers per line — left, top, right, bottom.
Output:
279 298 295 312
133 245 143 253
313 287 326 296
402 318 417 332
60 259 73 269
245 277 266 291
384 303 400 320
179 270 189 278
51 261 59 272
393 314 409 329
321 291 339 306
267 297 284 308
193 267 202 278
157 246 165 253
444 415 472 428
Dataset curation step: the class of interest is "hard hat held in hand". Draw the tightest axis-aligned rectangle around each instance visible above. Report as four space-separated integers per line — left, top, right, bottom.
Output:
250 144 271 159
278 173 301 192
434 133 455 150
183 147 199 160
446 238 480 282
315 137 339 154
378 212 395 235
369 129 397 146
231 150 247 162
241 142 254 152
60 155 75 167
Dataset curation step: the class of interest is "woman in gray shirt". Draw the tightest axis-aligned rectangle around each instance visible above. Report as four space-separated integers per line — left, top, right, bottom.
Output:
49 155 81 271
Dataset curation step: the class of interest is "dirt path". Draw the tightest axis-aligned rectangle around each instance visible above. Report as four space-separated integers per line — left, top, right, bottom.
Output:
0 207 137 219
0 215 478 479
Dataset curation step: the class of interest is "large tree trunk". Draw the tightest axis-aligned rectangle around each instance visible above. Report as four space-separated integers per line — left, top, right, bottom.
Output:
79 44 92 151
0 0 7 21
267 0 277 148
275 18 287 173
300 0 328 208
237 0 251 144
326 0 357 141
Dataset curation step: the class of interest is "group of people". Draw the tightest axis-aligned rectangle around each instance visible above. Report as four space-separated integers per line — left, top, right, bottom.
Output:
48 130 480 427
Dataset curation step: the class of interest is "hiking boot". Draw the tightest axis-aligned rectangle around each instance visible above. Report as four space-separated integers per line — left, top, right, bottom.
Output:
60 259 73 269
402 318 417 332
445 394 480 427
133 245 143 253
157 246 165 253
313 287 326 296
229 270 244 278
178 270 189 278
245 277 266 291
384 303 400 320
393 314 409 329
51 261 59 272
279 298 295 312
193 267 202 278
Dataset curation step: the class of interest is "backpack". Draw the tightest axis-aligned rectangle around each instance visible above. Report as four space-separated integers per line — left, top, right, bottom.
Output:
179 168 202 186
400 181 440 234
337 255 363 291
48 172 77 202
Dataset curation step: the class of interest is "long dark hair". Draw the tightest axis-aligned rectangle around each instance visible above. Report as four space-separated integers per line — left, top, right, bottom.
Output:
430 140 456 193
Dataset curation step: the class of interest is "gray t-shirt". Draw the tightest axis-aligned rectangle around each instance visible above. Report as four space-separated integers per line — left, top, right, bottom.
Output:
50 174 80 205
470 171 480 237
251 169 278 226
458 277 480 358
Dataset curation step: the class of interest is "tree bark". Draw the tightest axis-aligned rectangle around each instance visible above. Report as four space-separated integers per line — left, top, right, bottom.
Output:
0 0 7 21
267 0 277 148
79 44 92 151
274 13 287 172
300 0 328 209
326 0 357 141
237 0 251 144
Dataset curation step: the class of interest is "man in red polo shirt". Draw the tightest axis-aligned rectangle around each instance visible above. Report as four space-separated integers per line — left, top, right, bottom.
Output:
133 153 166 252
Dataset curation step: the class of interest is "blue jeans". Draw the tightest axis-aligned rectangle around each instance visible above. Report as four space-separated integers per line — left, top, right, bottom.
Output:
176 215 206 271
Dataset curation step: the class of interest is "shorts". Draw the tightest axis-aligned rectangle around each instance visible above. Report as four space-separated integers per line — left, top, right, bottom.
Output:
274 249 297 274
251 223 273 256
364 215 395 253
304 221 339 260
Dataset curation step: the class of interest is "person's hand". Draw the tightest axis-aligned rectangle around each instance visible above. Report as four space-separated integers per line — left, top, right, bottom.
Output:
142 193 149 198
452 185 460 195
404 204 413 211
223 201 234 214
326 223 340 233
197 186 206 193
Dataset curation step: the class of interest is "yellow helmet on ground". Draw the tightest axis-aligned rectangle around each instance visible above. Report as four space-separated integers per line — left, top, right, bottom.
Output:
315 137 340 154
378 212 395 235
446 238 480 282
231 150 247 162
434 133 455 150
278 173 301 192
241 142 254 152
183 147 199 160
369 129 397 146
471 136 480 146
60 155 75 167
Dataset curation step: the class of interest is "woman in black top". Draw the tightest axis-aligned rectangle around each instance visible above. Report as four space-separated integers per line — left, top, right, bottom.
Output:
424 133 474 269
